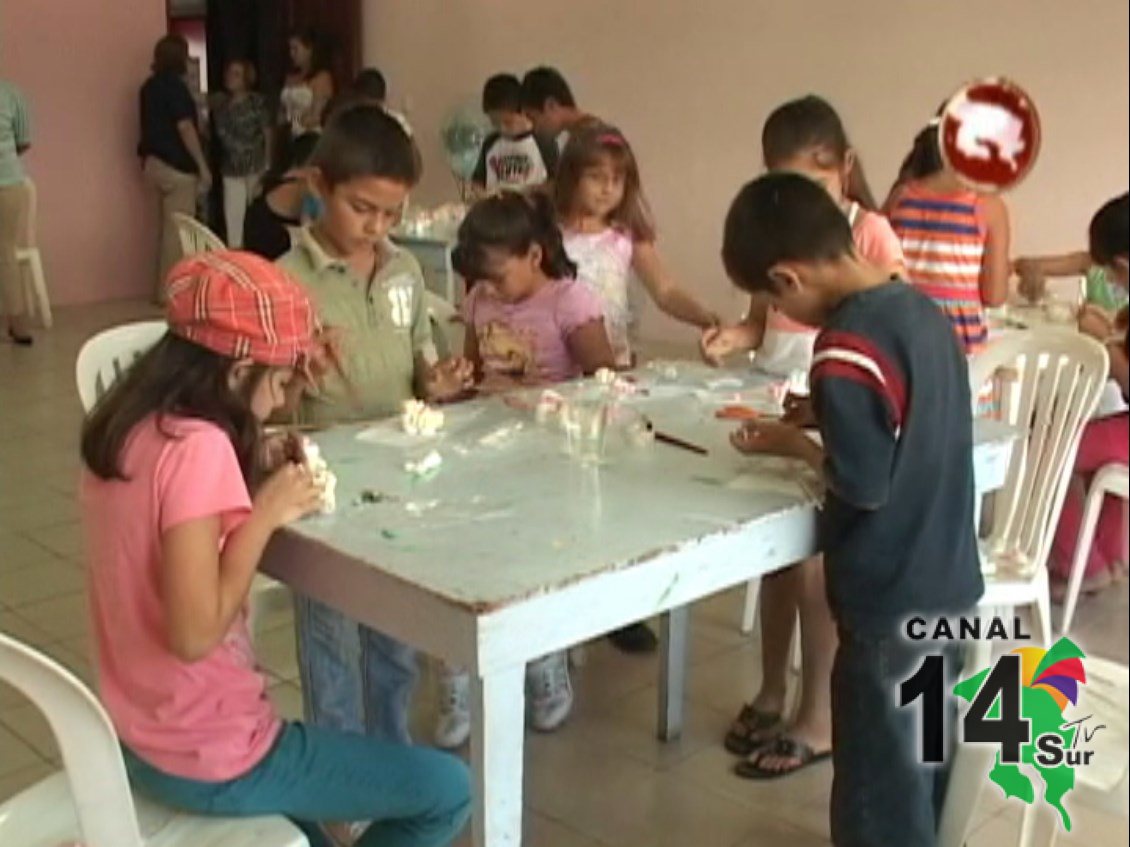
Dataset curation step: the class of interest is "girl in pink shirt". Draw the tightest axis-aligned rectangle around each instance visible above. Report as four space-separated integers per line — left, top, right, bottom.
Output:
701 96 904 781
80 251 469 847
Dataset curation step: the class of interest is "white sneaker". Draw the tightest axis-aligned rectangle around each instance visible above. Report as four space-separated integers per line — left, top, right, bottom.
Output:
526 651 574 732
434 667 471 749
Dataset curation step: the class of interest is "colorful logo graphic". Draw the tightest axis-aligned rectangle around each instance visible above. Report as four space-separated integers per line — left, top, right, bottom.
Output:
953 638 1091 830
940 77 1041 193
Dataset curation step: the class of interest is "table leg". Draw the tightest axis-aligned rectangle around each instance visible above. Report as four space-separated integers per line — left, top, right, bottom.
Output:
658 605 689 741
471 664 525 847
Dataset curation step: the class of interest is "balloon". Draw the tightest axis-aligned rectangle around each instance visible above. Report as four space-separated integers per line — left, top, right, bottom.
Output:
440 103 492 182
939 78 1041 193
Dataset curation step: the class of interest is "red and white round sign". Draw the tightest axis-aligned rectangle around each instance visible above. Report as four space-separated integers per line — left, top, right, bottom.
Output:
939 78 1041 193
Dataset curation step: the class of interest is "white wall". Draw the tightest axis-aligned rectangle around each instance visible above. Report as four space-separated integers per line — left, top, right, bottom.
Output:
364 0 1130 344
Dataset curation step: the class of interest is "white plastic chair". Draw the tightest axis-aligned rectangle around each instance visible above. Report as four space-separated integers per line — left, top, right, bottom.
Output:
75 321 286 639
0 633 307 847
424 290 464 361
939 652 1129 847
172 212 226 256
970 331 1109 646
1061 462 1130 635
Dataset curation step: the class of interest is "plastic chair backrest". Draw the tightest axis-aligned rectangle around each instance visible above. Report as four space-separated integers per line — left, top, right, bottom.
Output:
424 290 462 360
171 212 226 256
0 633 144 846
970 330 1109 578
75 321 168 412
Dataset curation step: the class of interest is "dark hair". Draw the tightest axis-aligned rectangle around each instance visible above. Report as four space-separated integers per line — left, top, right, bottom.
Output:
520 66 575 111
1089 192 1130 266
81 334 269 485
289 27 332 78
452 191 577 283
762 95 876 210
482 74 522 113
311 104 420 187
288 132 320 170
152 34 189 76
722 172 855 294
352 68 387 102
554 121 656 242
896 122 945 185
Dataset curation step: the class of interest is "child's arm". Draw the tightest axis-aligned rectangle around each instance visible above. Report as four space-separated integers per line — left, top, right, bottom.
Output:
565 319 617 375
1014 251 1091 279
1109 336 1129 399
631 241 719 330
463 320 483 380
161 464 321 662
978 195 1011 308
700 298 768 365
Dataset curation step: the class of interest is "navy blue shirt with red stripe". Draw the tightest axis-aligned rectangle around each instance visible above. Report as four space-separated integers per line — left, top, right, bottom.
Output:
811 280 983 634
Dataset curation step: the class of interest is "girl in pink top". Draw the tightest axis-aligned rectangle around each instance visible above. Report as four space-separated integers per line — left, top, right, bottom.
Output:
80 251 469 847
701 96 904 782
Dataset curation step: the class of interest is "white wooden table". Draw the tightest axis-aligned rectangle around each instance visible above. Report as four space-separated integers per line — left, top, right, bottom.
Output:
262 368 1017 847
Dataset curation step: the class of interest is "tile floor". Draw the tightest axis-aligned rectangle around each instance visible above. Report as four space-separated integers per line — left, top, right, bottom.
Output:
1 301 1127 846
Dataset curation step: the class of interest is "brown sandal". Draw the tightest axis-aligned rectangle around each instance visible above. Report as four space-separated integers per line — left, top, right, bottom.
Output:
733 734 831 780
723 703 781 756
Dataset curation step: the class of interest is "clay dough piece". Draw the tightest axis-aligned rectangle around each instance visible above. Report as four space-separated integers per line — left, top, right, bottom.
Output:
401 399 445 436
302 438 338 514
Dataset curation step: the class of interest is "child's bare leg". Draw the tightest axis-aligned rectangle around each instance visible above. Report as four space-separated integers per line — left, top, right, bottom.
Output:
752 566 801 713
743 556 834 776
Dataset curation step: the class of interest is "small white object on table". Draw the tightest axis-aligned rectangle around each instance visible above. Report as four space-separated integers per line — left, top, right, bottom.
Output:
263 366 1019 847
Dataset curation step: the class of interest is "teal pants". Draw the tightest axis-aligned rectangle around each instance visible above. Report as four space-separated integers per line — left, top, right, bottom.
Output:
124 722 471 847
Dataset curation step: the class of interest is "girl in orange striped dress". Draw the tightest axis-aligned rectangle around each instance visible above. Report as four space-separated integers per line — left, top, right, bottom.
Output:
884 120 1011 355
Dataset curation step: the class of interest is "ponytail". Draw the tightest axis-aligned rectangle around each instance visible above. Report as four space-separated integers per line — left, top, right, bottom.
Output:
452 190 578 282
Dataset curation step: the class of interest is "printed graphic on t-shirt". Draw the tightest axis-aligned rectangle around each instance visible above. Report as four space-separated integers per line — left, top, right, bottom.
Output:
384 274 415 329
478 133 551 191
478 321 537 377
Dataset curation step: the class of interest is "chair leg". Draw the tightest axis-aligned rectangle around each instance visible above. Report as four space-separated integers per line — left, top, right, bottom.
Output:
1033 571 1052 646
18 249 51 329
1018 801 1059 847
782 612 802 719
1062 482 1106 637
739 578 760 635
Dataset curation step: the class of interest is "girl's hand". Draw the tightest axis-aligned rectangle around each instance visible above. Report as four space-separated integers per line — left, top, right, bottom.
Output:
730 421 807 458
1014 260 1046 305
425 357 476 401
261 431 305 473
780 393 816 428
700 324 755 366
1078 305 1114 341
254 463 323 528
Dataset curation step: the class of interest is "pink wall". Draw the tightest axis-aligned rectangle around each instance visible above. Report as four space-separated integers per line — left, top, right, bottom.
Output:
1 0 166 305
365 0 1130 345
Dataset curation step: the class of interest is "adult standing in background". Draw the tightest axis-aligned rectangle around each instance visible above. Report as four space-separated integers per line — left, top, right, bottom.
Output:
138 34 211 301
279 29 335 138
215 59 271 248
0 77 34 345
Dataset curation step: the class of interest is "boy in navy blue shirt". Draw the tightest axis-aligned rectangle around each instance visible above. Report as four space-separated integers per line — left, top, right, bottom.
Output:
722 173 983 847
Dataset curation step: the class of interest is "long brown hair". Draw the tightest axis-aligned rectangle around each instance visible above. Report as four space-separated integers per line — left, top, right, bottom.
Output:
554 121 657 243
81 334 269 485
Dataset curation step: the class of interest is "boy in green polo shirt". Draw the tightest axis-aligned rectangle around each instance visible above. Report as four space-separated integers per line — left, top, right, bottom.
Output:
279 105 473 756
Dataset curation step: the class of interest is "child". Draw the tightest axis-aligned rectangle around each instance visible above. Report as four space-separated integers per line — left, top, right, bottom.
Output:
425 191 615 749
80 250 470 847
885 120 1011 356
724 172 983 846
243 132 320 260
1050 192 1129 599
215 59 271 248
555 120 718 654
520 66 589 153
472 74 558 194
278 105 474 756
700 95 905 780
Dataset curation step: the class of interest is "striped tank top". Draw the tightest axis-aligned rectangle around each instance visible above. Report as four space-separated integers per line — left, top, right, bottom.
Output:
889 185 988 354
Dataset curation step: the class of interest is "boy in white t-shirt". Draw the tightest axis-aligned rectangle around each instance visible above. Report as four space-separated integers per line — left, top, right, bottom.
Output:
472 74 557 193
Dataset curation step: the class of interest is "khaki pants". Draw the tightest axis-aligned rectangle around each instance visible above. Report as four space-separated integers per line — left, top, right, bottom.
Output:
0 179 31 320
223 172 262 249
143 157 197 302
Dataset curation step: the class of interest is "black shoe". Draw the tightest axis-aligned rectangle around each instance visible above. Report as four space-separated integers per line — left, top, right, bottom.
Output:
608 622 659 654
7 328 32 346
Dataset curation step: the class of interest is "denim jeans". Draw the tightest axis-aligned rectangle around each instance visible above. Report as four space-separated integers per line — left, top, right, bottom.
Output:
830 625 964 847
123 723 470 847
295 595 419 745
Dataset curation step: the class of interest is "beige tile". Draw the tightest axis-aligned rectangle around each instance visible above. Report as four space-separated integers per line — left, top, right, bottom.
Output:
256 623 299 682
685 644 772 717
0 759 53 802
267 681 305 722
0 531 61 575
0 607 57 650
0 559 84 607
21 521 85 562
970 803 1129 846
450 811 610 847
728 818 832 847
0 722 43 778
16 593 90 643
0 701 58 761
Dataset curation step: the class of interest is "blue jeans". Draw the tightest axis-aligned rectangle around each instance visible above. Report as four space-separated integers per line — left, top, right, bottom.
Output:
123 723 470 847
830 626 964 847
295 595 419 745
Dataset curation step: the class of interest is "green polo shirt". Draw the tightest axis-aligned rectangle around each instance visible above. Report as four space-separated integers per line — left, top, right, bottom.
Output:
279 227 435 425
0 80 31 186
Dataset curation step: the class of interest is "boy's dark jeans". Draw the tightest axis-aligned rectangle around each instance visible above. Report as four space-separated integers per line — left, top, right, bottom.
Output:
831 625 965 847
